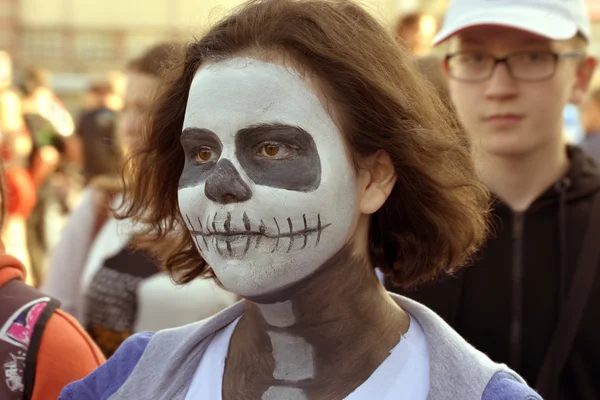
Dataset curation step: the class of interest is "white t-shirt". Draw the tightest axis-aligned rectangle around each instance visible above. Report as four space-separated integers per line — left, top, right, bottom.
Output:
184 314 430 399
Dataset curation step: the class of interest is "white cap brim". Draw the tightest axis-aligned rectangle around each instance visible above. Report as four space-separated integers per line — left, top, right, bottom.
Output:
433 6 581 45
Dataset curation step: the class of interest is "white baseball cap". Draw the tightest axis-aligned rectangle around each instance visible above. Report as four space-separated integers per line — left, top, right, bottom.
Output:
433 0 591 45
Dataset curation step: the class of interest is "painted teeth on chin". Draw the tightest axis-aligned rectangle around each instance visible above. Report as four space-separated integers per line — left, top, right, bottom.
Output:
257 220 266 248
193 212 331 255
287 218 294 252
243 212 251 232
224 212 232 233
272 217 280 253
197 216 209 250
214 236 225 256
316 214 322 246
185 213 208 252
301 214 308 250
244 236 251 256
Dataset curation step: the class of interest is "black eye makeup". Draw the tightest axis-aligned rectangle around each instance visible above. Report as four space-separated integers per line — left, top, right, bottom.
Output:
236 123 321 192
181 128 223 157
179 128 223 189
179 123 322 193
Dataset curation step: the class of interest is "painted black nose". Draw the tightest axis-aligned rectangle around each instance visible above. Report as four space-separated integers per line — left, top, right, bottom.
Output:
205 159 252 204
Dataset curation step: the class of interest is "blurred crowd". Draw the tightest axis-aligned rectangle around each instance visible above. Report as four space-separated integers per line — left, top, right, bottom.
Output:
0 42 238 353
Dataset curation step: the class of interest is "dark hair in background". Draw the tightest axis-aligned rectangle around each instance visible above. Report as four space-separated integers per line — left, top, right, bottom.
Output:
413 56 465 133
88 81 115 97
127 43 184 78
93 42 184 195
395 11 435 40
120 0 490 290
396 12 424 31
20 67 50 97
415 56 449 105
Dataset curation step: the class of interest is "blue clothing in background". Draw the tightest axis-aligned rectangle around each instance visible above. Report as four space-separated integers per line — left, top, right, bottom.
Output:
564 104 584 144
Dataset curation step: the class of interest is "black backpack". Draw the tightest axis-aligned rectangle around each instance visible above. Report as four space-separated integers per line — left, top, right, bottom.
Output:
0 279 60 400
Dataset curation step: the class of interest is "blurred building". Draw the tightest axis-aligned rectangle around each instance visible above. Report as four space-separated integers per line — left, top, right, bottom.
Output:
0 0 280 109
0 0 261 74
1 0 600 103
4 0 600 72
0 0 418 75
0 0 437 73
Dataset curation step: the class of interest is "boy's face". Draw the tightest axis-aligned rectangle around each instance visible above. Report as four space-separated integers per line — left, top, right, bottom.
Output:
447 26 594 157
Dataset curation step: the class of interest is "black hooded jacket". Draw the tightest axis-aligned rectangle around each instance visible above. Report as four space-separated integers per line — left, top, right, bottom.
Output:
389 146 600 399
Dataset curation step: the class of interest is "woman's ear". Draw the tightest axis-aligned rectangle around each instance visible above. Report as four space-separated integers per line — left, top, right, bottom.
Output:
357 150 397 215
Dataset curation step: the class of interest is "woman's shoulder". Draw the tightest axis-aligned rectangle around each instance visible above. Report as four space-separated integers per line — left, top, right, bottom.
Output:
482 372 543 400
59 331 153 400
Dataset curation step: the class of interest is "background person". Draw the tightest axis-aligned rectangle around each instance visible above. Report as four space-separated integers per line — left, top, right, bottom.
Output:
391 0 600 398
42 43 237 358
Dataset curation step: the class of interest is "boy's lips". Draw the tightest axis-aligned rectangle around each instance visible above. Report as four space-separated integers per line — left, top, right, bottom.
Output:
483 114 524 129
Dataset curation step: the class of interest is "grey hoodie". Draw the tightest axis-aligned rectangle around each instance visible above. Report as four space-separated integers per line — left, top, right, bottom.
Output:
60 293 542 399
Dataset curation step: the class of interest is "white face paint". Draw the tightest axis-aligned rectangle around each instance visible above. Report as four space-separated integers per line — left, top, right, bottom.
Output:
263 387 307 400
267 331 314 380
258 301 296 328
178 57 357 297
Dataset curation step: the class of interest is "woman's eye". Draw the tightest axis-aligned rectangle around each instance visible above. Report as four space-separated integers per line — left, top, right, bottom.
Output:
264 144 280 156
194 148 217 164
257 143 296 159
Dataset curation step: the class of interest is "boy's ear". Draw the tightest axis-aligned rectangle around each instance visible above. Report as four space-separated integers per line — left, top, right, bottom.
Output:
442 58 451 78
570 56 597 105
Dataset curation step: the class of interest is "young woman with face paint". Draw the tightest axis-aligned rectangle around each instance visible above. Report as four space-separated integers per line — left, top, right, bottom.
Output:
60 0 541 399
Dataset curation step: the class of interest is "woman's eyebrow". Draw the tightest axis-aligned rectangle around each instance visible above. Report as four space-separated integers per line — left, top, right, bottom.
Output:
236 123 308 137
181 127 217 139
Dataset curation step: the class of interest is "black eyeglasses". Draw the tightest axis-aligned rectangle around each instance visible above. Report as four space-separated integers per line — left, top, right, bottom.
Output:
445 51 584 83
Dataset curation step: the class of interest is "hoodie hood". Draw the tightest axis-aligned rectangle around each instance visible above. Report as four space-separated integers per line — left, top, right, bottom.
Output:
493 146 600 212
536 146 600 206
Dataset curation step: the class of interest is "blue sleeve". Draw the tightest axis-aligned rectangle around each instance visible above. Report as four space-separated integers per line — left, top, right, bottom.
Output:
59 332 154 400
482 372 543 400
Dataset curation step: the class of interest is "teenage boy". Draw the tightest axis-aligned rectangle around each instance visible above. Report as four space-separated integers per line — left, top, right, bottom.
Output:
391 1 600 399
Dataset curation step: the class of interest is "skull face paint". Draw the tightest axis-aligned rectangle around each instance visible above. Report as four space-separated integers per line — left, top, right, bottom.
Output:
178 58 357 297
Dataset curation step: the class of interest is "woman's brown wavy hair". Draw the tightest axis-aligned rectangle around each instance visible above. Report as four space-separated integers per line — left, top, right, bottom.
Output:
120 0 490 289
